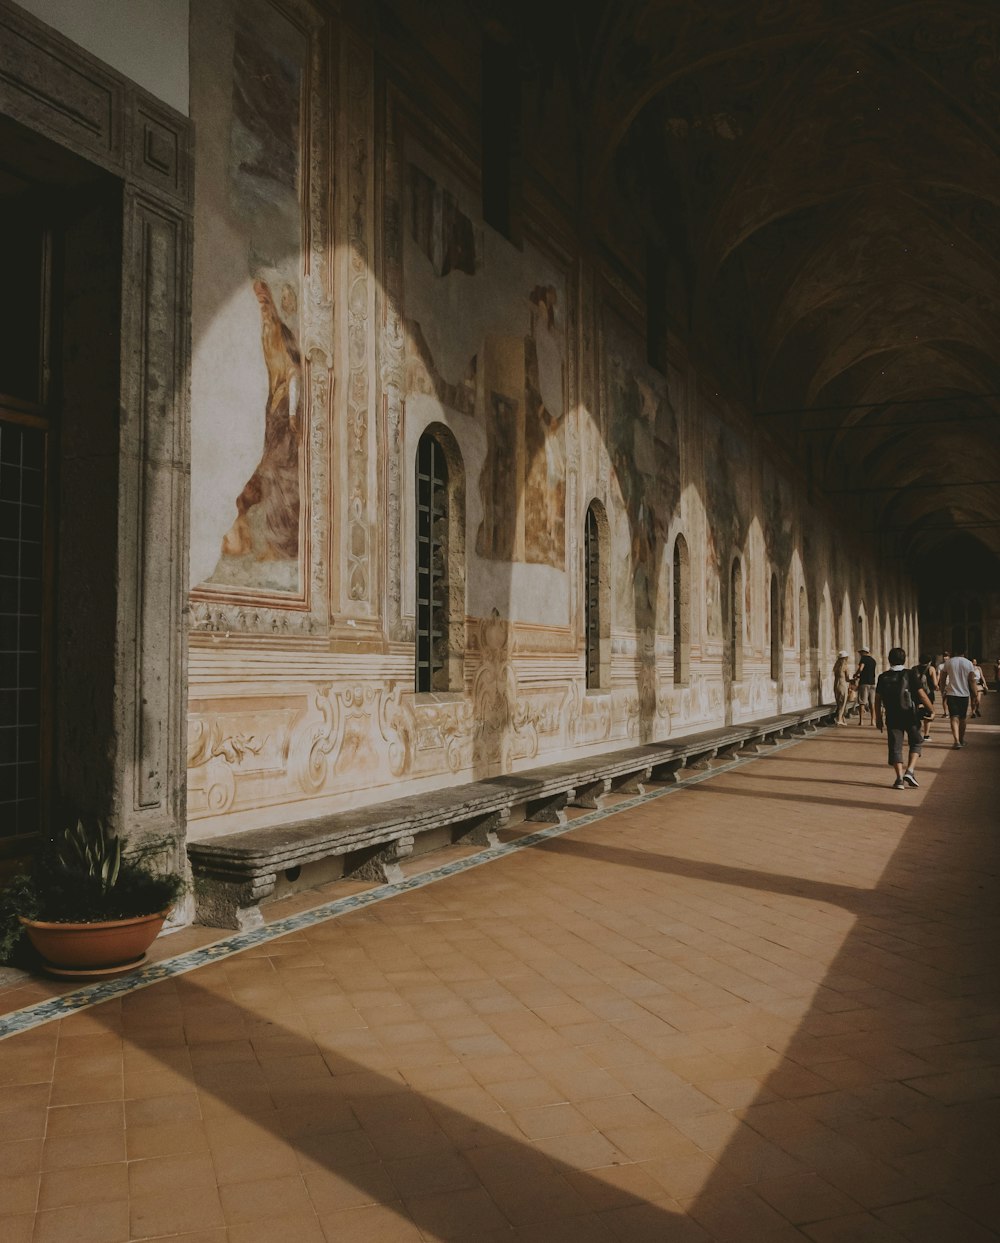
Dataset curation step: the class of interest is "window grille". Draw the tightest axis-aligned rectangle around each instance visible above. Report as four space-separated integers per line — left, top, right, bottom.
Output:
0 422 45 836
673 535 689 685
585 504 601 689
770 574 781 681
415 433 449 693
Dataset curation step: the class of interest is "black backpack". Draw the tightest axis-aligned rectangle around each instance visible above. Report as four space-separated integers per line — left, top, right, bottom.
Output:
890 671 913 715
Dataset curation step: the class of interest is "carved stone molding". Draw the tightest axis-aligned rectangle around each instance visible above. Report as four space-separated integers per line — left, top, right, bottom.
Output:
377 91 406 640
469 610 539 773
0 1 191 205
0 3 194 847
335 31 377 619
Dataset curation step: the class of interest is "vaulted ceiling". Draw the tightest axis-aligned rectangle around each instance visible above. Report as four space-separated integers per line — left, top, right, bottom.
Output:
579 0 1000 580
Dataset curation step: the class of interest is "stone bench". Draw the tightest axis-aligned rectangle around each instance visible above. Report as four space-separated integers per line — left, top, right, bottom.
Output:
188 704 833 929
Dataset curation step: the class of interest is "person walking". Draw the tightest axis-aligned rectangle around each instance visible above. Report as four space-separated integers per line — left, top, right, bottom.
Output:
833 651 851 724
854 646 877 726
913 654 938 741
970 659 988 716
937 650 951 718
941 646 980 747
875 646 934 789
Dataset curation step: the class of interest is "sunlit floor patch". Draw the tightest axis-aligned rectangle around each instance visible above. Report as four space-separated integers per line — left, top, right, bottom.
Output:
0 735 810 1039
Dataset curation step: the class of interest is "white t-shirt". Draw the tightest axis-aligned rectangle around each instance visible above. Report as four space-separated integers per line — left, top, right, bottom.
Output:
943 656 976 698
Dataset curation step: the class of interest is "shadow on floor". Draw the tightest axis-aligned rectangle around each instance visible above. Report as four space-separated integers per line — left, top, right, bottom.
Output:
28 702 1000 1240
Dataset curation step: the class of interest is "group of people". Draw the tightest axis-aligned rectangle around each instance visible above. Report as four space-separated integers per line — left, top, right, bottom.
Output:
833 645 987 789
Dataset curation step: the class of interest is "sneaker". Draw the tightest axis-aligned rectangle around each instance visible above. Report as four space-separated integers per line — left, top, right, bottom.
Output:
892 778 906 789
903 771 919 788
953 742 962 749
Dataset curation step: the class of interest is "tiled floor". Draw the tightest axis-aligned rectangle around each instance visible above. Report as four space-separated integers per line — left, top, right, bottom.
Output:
2 703 998 1242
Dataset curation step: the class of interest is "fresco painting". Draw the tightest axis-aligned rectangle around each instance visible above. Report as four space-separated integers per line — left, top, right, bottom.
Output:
202 0 307 595
604 309 680 628
404 158 567 575
704 413 750 639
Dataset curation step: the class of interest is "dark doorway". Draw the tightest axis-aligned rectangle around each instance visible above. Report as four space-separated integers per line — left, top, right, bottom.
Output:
0 117 121 856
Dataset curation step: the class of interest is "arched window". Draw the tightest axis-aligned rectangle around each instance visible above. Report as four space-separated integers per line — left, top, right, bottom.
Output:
672 534 690 685
584 501 609 689
770 573 781 682
730 558 744 683
415 428 465 692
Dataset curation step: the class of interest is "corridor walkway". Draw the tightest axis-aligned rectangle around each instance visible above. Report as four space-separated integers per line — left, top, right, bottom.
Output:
2 703 999 1242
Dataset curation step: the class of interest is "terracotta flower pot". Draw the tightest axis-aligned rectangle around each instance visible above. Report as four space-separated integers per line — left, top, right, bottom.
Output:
19 911 167 977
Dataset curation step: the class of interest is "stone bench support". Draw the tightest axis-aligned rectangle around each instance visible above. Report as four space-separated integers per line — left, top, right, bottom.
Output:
188 705 835 929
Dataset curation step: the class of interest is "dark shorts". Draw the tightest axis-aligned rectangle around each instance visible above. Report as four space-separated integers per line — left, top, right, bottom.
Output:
946 695 970 720
887 723 923 765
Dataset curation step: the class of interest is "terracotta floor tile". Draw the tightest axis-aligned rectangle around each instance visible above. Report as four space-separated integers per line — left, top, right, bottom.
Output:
600 1198 706 1242
47 1072 123 1107
511 1102 594 1139
219 1173 313 1224
1 724 998 1239
802 1211 910 1242
0 1215 33 1243
129 1185 226 1238
229 1214 324 1243
563 1161 666 1211
32 1201 130 1243
318 1202 422 1242
683 1185 805 1242
125 1120 210 1161
532 1128 631 1171
143 1231 229 1243
405 1186 511 1238
44 1100 124 1139
37 1161 128 1210
599 1122 694 1163
0 1138 42 1177
0 1174 39 1217
211 1139 302 1185
40 1131 127 1171
124 1092 203 1128
641 1150 733 1201
125 1148 215 1198
756 1170 861 1225
305 1164 396 1213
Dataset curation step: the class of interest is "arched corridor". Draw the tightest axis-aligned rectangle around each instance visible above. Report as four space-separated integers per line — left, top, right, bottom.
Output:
1 4 999 1237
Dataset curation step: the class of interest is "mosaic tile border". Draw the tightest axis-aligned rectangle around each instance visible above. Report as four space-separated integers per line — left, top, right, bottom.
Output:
0 735 811 1039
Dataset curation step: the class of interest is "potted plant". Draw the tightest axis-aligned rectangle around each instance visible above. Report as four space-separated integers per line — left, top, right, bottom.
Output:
0 819 187 977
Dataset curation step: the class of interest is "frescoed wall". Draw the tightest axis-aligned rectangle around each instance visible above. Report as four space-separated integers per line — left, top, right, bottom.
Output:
182 2 921 842
603 304 680 632
189 0 315 602
400 141 570 628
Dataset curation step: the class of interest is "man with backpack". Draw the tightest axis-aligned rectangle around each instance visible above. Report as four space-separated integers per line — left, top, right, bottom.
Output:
875 647 934 790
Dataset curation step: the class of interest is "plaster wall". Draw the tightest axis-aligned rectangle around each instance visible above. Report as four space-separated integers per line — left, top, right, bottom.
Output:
185 2 921 839
13 0 190 114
